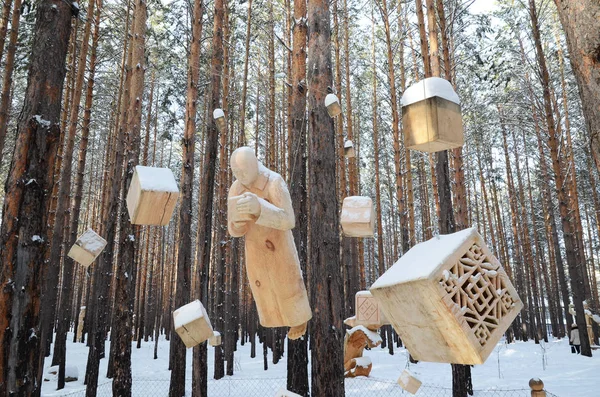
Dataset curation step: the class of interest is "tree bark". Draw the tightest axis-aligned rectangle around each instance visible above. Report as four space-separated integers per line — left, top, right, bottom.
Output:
0 1 74 394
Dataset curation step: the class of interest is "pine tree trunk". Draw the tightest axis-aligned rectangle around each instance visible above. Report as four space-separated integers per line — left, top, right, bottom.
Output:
0 0 13 64
307 0 345 393
0 1 74 394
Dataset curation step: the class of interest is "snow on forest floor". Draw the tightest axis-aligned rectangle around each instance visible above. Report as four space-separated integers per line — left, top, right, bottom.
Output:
41 333 599 396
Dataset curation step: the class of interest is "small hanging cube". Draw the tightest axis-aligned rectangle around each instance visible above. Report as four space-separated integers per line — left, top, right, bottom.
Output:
173 300 214 348
355 290 388 327
340 196 375 238
67 228 107 267
397 370 422 395
344 140 355 158
213 108 226 132
209 331 222 347
401 77 463 153
370 227 522 365
325 93 342 117
126 165 179 226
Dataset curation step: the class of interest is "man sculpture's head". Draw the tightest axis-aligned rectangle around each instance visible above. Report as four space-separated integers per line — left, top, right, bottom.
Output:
231 146 259 187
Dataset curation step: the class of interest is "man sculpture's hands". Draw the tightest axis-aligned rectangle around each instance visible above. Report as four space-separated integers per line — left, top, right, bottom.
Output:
236 192 261 218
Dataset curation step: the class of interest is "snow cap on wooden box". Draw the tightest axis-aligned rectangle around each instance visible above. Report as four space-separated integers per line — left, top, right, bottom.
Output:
213 108 226 132
325 93 342 117
355 290 389 327
173 300 213 348
370 227 522 365
126 165 179 226
401 77 463 153
67 228 107 267
341 196 375 237
397 369 422 395
344 140 356 158
209 331 222 347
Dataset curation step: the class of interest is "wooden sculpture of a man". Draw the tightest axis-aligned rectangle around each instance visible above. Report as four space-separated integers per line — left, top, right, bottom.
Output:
227 146 311 339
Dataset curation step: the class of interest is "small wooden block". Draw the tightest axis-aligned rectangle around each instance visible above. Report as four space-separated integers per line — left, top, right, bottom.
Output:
345 357 373 378
126 165 179 226
325 93 342 117
401 77 463 153
274 388 302 397
341 196 375 238
209 331 222 347
228 194 258 222
67 228 107 267
371 228 523 365
355 290 388 326
397 370 422 394
344 140 356 158
173 300 213 348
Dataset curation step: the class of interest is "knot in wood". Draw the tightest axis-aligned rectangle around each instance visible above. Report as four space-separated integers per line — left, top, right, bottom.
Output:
265 240 275 251
255 280 261 287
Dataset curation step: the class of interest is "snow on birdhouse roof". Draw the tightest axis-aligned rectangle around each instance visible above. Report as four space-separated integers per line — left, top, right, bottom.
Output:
400 77 460 107
173 300 212 330
135 165 179 193
347 325 382 345
213 108 225 119
343 196 372 208
371 227 478 289
77 229 107 253
344 140 353 148
324 93 340 107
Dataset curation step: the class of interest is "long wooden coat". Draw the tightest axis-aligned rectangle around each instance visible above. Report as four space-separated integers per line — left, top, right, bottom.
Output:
228 170 312 328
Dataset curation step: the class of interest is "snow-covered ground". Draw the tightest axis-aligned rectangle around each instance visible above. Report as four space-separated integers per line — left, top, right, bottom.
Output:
41 333 599 396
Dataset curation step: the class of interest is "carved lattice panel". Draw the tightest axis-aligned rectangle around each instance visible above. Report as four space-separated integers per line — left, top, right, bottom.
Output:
439 243 515 347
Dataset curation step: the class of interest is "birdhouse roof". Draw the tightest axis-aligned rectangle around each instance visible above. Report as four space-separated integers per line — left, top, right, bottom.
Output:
76 229 107 253
401 77 460 107
324 93 340 107
135 165 179 193
173 300 212 330
344 140 353 148
371 227 478 288
213 108 225 119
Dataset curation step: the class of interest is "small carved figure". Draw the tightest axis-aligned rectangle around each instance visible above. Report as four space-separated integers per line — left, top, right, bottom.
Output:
227 147 312 340
343 325 382 378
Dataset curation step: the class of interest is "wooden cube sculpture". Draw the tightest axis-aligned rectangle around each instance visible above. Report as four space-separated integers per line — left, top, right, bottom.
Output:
213 108 226 132
355 290 388 327
173 300 214 348
341 196 375 238
401 77 463 153
344 140 356 158
397 370 422 395
325 93 342 117
126 165 179 226
209 331 222 347
67 228 107 267
370 227 522 365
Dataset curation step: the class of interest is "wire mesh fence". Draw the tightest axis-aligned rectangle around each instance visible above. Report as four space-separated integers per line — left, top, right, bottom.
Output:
54 376 560 397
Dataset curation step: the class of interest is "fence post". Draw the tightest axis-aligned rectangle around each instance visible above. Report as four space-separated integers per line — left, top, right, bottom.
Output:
529 378 546 397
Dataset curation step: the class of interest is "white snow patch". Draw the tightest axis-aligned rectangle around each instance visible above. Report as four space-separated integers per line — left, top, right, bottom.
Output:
173 300 212 331
75 229 107 254
401 77 460 107
33 115 51 128
371 227 478 288
324 93 340 107
353 356 372 368
32 235 43 242
213 108 225 119
135 165 179 193
347 325 382 346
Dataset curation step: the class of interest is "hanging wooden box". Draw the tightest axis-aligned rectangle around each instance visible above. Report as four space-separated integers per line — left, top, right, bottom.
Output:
325 93 342 118
370 227 522 365
401 77 463 153
126 165 179 226
341 196 375 238
344 140 355 158
213 108 226 132
397 370 422 395
67 228 107 267
355 290 389 327
209 331 222 347
173 300 213 348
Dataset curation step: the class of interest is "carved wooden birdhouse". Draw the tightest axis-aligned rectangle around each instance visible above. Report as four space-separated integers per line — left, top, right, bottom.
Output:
173 300 214 348
325 93 342 117
397 370 422 395
355 290 388 327
401 77 463 153
370 227 522 365
67 228 107 268
341 196 375 238
126 165 179 226
344 140 355 158
213 108 226 132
